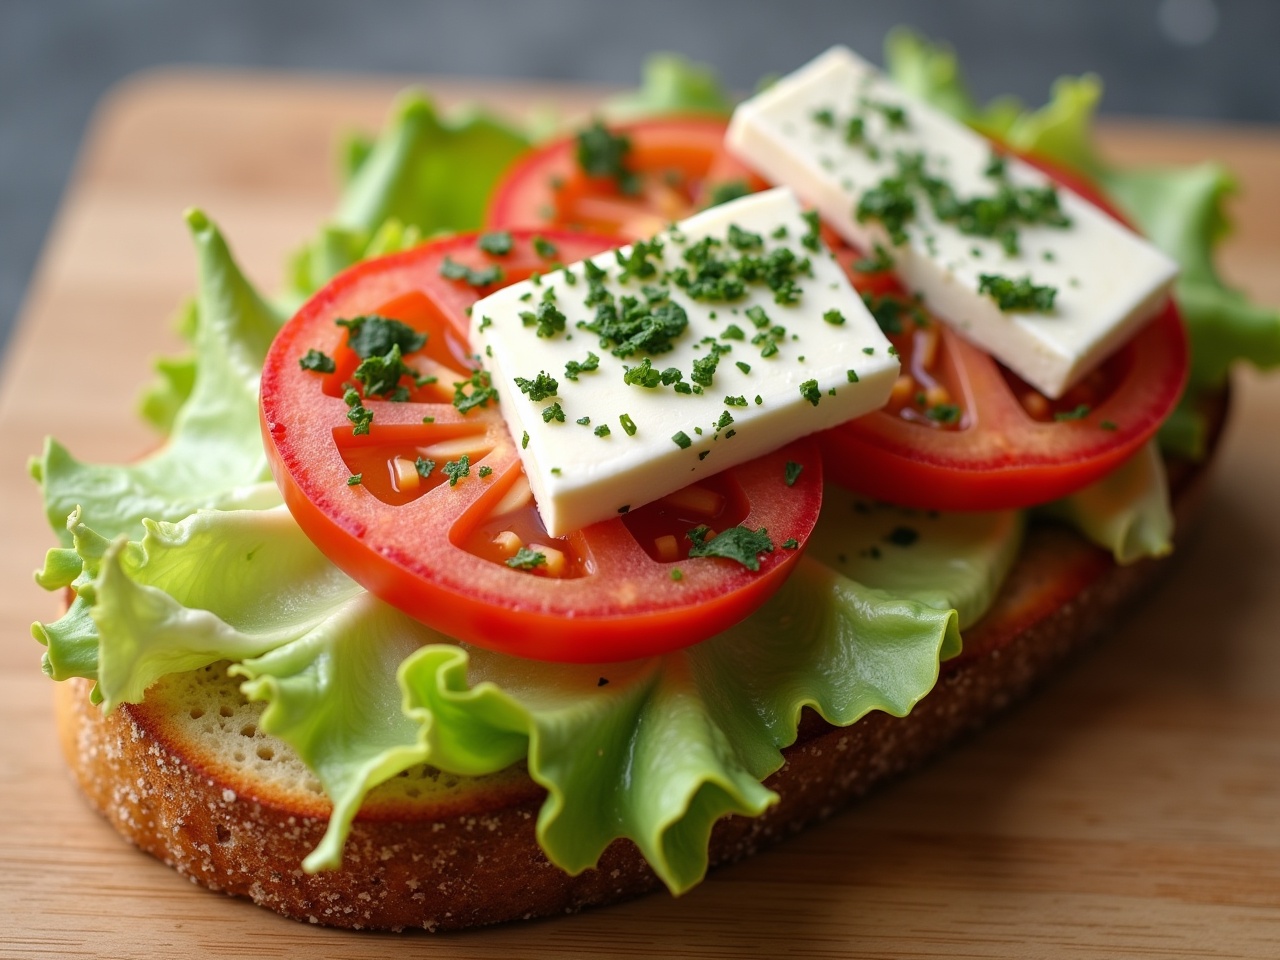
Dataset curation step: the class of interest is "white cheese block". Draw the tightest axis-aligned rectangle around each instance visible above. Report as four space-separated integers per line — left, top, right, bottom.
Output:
726 46 1179 399
471 187 899 536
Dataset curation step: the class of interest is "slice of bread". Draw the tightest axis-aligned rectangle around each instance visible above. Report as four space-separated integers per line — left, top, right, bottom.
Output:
52 406 1222 932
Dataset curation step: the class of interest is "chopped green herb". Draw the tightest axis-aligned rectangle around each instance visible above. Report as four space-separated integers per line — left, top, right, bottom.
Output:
1055 403 1092 422
799 209 822 252
823 308 846 326
564 351 601 381
799 379 821 406
844 115 866 145
532 235 558 258
927 403 962 424
478 465 493 478
716 411 734 431
727 223 763 251
422 415 435 424
575 119 639 194
856 175 916 245
846 369 859 383
352 343 417 400
978 273 1058 313
724 395 747 407
670 568 684 582
619 413 637 436
342 386 373 435
347 474 362 486
584 292 687 357
440 257 503 287
734 361 751 374
691 348 723 387
672 431 693 449
782 537 799 550
519 299 568 338
336 315 426 359
594 424 611 438
443 454 470 486
811 106 836 128
514 370 560 402
686 525 775 571
452 369 498 413
861 293 917 335
852 243 894 273
1100 419 1118 431
478 231 514 256
521 430 529 449
299 349 335 373
784 461 803 486
706 180 751 207
622 357 663 388
505 547 547 570
862 96 908 129
414 457 435 479
721 323 745 341
542 402 566 423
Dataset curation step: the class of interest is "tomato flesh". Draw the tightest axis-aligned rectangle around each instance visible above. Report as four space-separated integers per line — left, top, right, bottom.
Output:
260 231 824 662
486 117 768 239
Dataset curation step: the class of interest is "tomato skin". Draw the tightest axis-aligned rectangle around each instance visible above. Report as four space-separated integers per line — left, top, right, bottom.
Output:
486 117 766 239
820 300 1187 510
260 231 823 662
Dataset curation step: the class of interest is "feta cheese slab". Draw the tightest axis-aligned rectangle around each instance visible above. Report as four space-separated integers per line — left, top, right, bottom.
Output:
727 46 1179 399
471 187 898 536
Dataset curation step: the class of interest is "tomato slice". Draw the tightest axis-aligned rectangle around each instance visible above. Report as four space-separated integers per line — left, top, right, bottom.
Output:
486 117 767 240
260 230 823 662
818 159 1189 511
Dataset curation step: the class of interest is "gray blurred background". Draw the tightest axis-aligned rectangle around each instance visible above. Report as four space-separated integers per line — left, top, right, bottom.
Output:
3 0 1276 358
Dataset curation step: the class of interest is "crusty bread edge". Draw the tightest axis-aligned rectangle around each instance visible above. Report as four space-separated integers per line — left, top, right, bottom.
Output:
52 403 1223 932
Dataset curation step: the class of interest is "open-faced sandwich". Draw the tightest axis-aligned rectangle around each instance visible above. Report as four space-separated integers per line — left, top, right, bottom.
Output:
31 32 1278 931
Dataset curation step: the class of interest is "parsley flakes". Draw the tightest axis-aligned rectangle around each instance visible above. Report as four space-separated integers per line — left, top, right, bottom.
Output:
978 273 1058 313
686 525 775 571
299 349 335 373
506 547 547 570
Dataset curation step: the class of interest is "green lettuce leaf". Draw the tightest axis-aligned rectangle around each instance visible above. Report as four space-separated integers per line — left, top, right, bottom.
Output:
31 210 283 545
283 93 530 306
605 53 735 119
1040 441 1173 564
233 593 434 871
1104 164 1280 387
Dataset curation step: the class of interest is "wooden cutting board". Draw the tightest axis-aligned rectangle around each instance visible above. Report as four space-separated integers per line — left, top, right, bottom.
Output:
2 70 1279 959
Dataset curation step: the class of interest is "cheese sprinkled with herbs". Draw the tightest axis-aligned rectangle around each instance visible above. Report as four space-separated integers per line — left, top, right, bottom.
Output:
471 187 898 536
726 46 1179 398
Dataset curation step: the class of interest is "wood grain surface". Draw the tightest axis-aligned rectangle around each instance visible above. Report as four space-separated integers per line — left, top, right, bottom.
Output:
3 70 1280 959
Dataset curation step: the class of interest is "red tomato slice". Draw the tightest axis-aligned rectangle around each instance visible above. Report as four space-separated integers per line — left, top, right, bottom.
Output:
260 230 823 662
819 163 1189 511
486 117 767 240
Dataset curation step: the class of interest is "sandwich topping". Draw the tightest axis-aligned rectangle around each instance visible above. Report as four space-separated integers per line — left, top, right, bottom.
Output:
30 33 1279 895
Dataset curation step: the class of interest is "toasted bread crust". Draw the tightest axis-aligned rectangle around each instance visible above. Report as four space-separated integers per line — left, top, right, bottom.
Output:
53 415 1222 931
